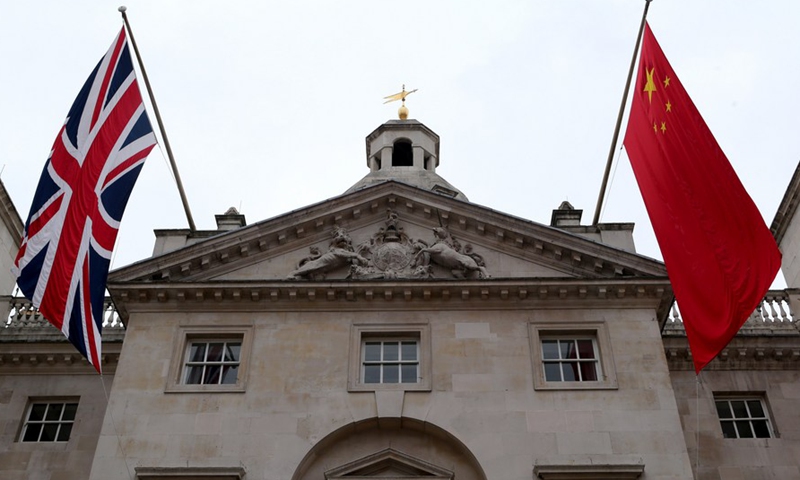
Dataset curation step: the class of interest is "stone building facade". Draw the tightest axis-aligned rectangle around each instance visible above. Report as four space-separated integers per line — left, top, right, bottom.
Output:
0 119 798 480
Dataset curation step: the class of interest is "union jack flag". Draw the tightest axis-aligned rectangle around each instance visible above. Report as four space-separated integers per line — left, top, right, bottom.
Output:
13 27 156 373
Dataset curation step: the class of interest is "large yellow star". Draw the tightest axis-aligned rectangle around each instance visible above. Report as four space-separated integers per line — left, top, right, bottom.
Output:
666 101 672 112
644 67 657 103
663 76 671 88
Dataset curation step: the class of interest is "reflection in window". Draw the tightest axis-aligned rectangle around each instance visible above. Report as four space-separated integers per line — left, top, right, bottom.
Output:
541 338 599 382
362 340 419 384
184 340 241 385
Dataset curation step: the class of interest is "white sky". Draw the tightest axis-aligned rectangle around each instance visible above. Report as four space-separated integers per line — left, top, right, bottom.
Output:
1 1 797 288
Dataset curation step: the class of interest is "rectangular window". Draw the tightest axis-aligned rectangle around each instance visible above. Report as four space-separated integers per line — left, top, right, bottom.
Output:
20 401 78 442
166 326 253 393
529 322 618 390
362 339 419 384
348 323 431 392
184 340 242 385
715 397 773 439
541 338 600 382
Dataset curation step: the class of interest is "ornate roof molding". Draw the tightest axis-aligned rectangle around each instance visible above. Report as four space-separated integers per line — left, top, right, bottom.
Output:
108 182 667 285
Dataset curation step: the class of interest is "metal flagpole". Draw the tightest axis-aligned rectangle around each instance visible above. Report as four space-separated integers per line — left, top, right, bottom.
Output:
591 0 653 226
118 6 198 233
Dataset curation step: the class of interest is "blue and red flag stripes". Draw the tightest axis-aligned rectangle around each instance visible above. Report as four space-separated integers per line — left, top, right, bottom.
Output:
13 27 156 373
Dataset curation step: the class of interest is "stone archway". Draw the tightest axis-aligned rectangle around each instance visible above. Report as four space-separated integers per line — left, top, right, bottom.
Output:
291 417 487 480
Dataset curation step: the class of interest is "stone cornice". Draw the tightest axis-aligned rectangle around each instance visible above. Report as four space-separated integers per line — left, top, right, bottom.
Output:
108 277 674 321
108 182 667 285
663 335 800 371
0 341 122 375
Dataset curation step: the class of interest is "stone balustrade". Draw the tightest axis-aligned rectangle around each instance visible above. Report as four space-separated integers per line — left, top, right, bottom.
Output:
1 295 123 331
663 289 799 336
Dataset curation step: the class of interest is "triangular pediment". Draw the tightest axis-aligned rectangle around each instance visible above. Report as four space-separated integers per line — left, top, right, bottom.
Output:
324 448 453 479
108 181 666 285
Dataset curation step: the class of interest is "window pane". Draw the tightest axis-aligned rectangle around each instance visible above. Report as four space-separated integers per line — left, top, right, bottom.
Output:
185 365 204 384
401 364 417 383
364 365 381 383
189 343 206 362
225 343 241 362
62 403 78 421
204 365 222 384
22 423 42 442
731 401 748 418
57 423 73 442
577 340 595 359
735 420 754 438
221 365 239 385
561 362 578 381
206 343 224 362
747 400 765 418
580 361 598 381
40 424 58 442
364 343 381 362
383 342 399 361
544 363 561 381
715 401 732 419
45 403 63 421
29 404 47 421
383 364 399 383
720 421 737 438
542 340 559 360
752 420 770 438
560 341 578 359
401 342 417 361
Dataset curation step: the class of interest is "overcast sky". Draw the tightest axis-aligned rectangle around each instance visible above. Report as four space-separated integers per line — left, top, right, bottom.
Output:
1 1 797 287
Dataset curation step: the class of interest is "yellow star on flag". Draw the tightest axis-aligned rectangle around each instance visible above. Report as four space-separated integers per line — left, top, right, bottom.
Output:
660 121 667 133
644 67 657 103
666 101 672 112
663 76 671 88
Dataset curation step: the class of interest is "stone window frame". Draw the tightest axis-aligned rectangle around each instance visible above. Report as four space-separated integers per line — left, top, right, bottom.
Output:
348 323 431 392
165 325 253 394
18 397 80 443
713 393 776 439
529 321 618 390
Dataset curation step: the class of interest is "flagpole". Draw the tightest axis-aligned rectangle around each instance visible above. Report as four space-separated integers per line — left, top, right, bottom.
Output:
118 6 198 233
591 0 652 226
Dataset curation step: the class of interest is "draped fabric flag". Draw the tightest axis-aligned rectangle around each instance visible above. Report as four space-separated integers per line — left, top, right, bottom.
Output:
623 23 781 373
13 27 156 373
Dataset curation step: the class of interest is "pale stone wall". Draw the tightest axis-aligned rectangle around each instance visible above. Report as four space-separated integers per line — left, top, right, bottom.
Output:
0 374 112 480
90 304 694 479
779 212 800 288
671 369 800 480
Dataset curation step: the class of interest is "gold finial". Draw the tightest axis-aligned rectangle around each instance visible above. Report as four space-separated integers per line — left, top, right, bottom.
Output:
383 84 418 120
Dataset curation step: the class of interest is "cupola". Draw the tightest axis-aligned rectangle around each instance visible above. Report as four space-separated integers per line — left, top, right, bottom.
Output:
345 119 468 201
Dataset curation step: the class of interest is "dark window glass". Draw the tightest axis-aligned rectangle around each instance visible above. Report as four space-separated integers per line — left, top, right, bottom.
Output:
715 401 732 419
577 340 595 359
401 342 417 361
542 340 559 360
580 362 598 381
731 401 748 418
752 420 770 438
736 421 754 438
401 364 417 383
544 363 561 381
383 364 399 383
720 421 737 438
384 342 399 361
364 365 381 383
364 343 381 362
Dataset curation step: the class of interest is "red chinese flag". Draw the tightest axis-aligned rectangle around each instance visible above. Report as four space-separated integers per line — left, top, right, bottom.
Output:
623 23 781 372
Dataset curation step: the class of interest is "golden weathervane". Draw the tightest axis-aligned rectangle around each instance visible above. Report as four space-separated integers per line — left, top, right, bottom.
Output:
383 84 418 120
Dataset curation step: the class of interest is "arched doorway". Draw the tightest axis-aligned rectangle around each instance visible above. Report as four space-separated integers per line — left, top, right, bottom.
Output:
291 417 487 480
